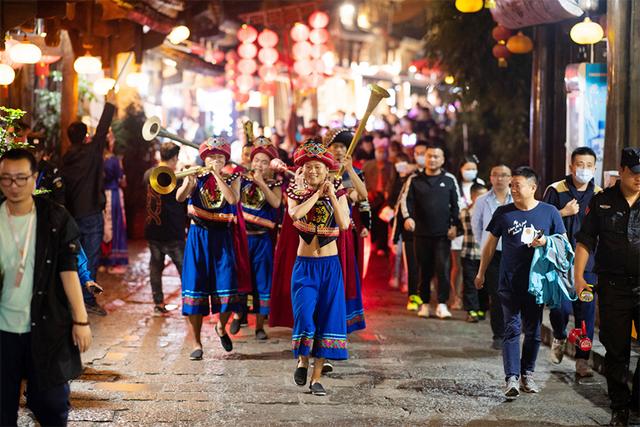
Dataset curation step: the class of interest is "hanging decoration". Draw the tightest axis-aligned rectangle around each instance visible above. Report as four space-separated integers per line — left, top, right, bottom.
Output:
455 0 483 13
0 64 16 85
506 31 533 54
235 24 260 101
492 44 511 67
570 17 604 45
74 50 102 74
8 38 42 64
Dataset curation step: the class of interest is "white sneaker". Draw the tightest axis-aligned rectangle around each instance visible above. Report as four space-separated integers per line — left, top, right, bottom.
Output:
417 304 430 318
550 338 566 364
435 303 452 319
504 376 520 398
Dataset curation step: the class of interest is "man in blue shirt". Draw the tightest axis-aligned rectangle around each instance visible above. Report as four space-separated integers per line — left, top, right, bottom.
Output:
475 166 566 399
471 164 512 349
543 147 600 377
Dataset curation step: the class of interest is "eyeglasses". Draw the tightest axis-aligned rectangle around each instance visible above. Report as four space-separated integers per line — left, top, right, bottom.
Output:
0 174 34 187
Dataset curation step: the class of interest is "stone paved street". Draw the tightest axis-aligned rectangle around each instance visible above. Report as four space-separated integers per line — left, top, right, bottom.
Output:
16 241 629 426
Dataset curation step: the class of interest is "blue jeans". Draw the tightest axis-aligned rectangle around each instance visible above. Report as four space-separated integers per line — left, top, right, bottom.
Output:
499 282 544 380
76 213 104 305
549 298 596 360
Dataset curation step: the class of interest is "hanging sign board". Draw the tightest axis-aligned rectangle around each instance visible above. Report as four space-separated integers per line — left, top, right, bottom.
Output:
491 0 584 29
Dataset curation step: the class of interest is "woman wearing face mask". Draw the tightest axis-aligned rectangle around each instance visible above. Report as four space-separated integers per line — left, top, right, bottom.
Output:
451 157 485 311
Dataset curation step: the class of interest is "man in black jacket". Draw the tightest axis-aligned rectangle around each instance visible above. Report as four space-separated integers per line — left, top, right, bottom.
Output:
0 149 92 426
62 90 116 315
401 144 461 319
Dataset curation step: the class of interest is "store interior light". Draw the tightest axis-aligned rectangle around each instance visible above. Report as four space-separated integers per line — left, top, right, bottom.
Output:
163 58 177 68
444 75 455 85
339 3 356 27
570 17 604 45
167 25 190 45
74 52 102 74
9 38 42 64
357 13 371 29
0 64 16 85
126 72 149 89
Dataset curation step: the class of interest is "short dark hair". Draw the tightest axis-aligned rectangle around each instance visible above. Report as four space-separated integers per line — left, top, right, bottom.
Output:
512 166 539 185
415 139 429 148
0 148 37 172
67 121 88 145
571 146 597 163
470 182 487 195
160 142 180 161
425 144 445 156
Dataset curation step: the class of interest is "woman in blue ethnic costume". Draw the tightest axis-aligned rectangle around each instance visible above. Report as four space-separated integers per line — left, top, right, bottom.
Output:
288 139 352 396
176 137 242 359
324 128 369 335
238 136 283 340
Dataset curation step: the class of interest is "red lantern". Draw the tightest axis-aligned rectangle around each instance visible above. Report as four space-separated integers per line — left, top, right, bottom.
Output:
259 81 276 96
258 47 279 65
294 76 310 90
309 28 329 45
225 69 236 80
258 65 278 82
235 91 250 103
258 29 279 48
237 24 258 43
492 43 511 67
212 49 225 63
237 59 257 75
238 42 257 59
226 79 237 91
309 11 329 29
312 59 325 74
225 50 239 63
237 74 254 92
290 23 310 42
292 41 312 60
310 44 328 59
294 59 313 76
492 25 513 43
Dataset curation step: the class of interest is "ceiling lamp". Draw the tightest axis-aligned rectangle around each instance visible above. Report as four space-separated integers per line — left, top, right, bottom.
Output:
167 25 190 45
0 64 16 85
74 52 102 74
506 31 533 54
9 38 42 64
93 77 116 95
570 17 604 45
455 0 483 13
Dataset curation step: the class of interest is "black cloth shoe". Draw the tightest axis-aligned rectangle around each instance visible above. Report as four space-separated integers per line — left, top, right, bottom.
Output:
86 301 107 316
229 318 241 335
255 329 268 340
609 409 629 426
189 349 203 361
309 381 326 396
294 367 308 386
322 361 333 374
215 325 233 352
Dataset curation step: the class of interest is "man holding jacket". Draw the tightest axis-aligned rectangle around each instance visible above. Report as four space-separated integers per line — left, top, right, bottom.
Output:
401 144 461 319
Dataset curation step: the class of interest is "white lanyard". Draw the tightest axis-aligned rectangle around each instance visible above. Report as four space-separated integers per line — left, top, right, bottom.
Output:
4 203 36 288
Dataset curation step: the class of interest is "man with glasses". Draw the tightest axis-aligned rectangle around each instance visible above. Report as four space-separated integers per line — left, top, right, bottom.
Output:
471 164 512 349
62 90 116 316
0 149 92 426
475 166 565 399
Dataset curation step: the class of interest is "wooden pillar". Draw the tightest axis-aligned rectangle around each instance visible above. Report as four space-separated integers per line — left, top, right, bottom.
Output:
604 0 631 169
529 26 553 189
629 0 640 147
59 30 78 155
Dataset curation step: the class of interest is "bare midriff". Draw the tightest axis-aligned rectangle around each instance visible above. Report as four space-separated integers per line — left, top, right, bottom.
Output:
297 237 338 257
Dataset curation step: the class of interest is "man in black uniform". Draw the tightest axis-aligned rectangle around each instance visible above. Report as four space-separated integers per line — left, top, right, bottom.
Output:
32 138 65 205
575 147 640 426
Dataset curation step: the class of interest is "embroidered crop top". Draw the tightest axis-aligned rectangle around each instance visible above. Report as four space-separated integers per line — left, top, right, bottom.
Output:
287 179 349 247
188 173 239 224
240 176 283 232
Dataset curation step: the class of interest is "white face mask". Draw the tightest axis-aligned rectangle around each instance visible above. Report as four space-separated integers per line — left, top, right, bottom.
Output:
575 168 595 184
415 155 426 167
462 170 477 182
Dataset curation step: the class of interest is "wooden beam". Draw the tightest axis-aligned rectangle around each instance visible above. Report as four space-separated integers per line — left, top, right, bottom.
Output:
59 30 78 155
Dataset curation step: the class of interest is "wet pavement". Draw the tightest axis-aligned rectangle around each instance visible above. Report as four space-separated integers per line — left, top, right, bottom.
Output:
16 241 630 426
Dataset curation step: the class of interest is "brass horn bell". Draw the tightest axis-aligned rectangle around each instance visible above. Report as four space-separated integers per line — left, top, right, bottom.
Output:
149 165 212 195
142 116 199 150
